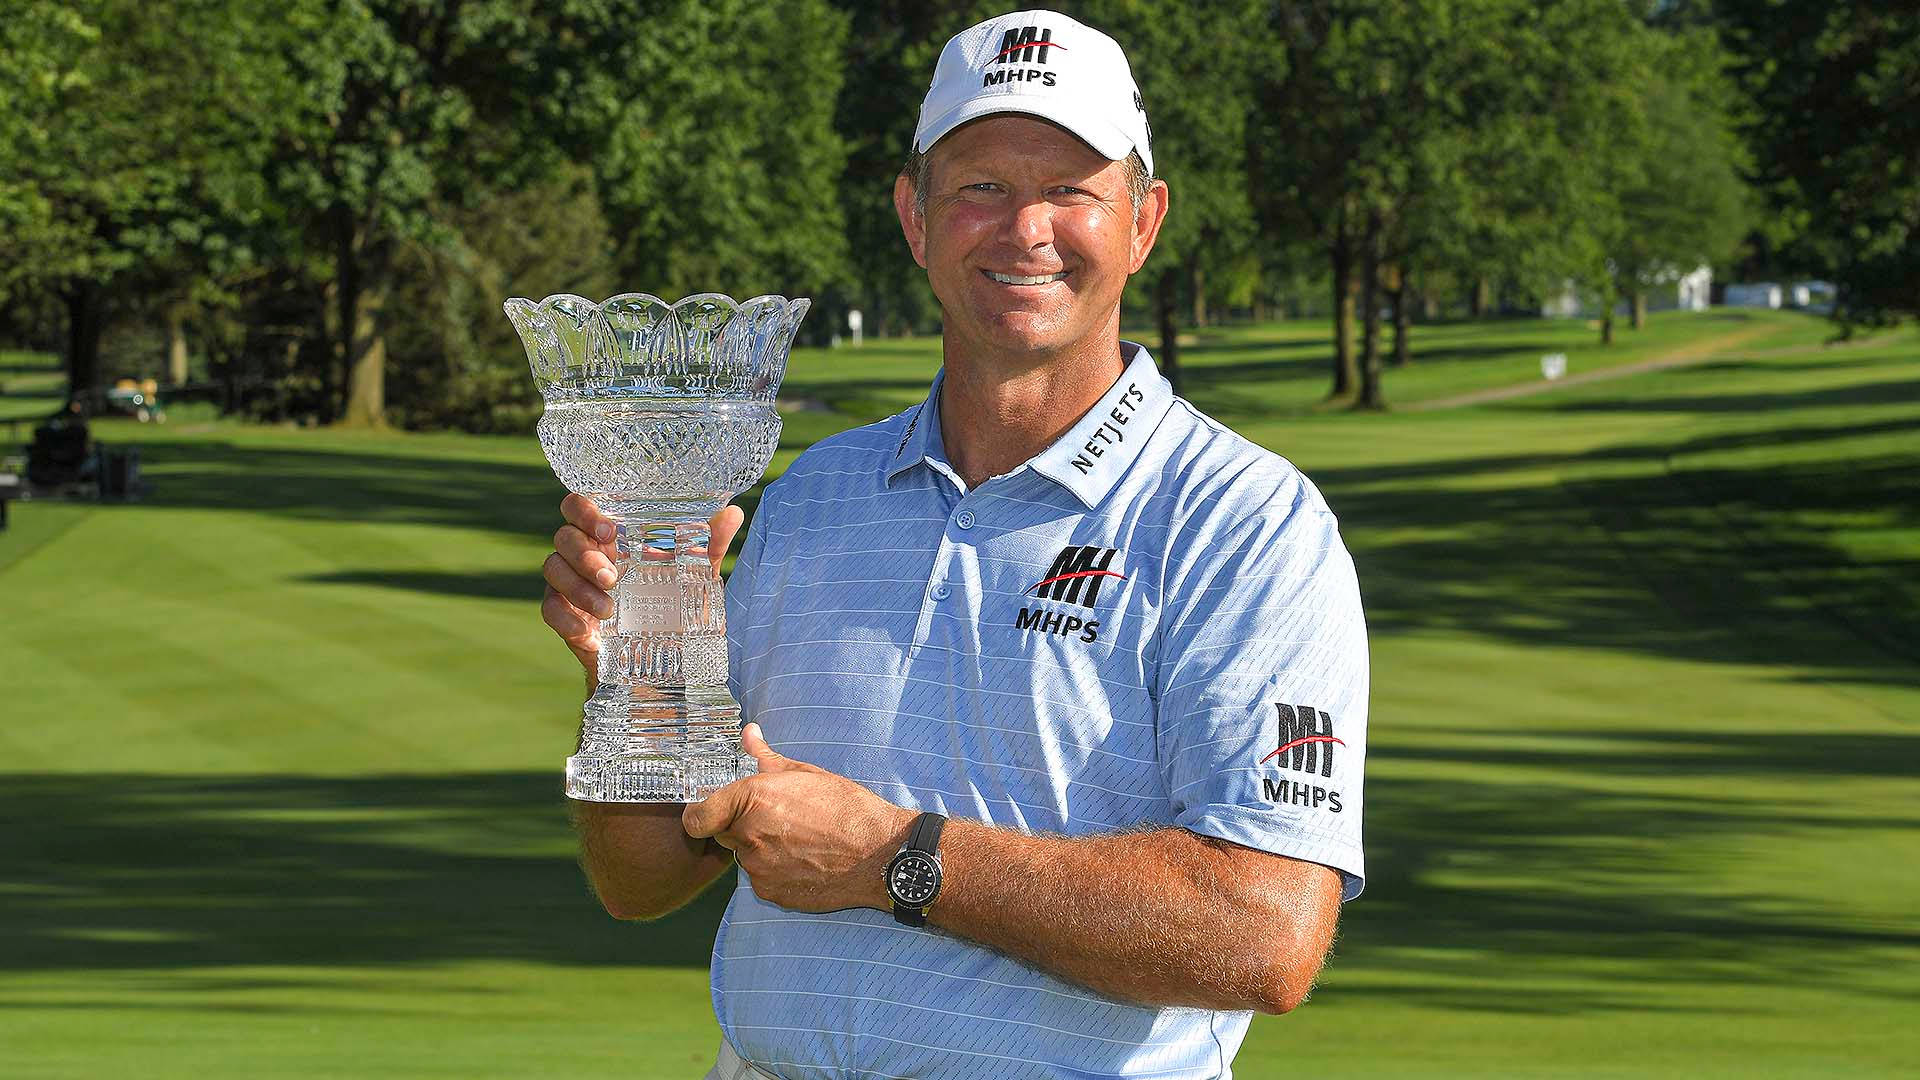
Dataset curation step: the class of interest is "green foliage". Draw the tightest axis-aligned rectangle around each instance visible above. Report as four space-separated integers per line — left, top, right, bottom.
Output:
4 0 1901 426
0 0 303 396
592 0 851 304
1716 2 1920 323
1603 27 1753 307
387 165 617 433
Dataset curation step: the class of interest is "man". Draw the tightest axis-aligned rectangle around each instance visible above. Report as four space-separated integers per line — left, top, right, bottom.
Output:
540 11 1367 1079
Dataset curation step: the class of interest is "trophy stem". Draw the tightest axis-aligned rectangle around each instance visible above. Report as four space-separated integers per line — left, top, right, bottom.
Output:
566 497 758 803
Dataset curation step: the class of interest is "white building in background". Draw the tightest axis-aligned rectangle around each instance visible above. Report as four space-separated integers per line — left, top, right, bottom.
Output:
1791 280 1836 311
1676 265 1712 311
1539 263 1713 318
1725 282 1783 309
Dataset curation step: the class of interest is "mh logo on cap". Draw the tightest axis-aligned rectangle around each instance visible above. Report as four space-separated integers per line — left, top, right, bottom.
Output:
993 26 1064 66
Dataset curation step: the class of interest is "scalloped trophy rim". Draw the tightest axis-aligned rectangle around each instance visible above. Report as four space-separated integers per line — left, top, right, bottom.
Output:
501 290 809 315
503 291 812 405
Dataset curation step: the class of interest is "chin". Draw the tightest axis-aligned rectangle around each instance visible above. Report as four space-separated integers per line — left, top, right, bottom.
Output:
980 313 1074 353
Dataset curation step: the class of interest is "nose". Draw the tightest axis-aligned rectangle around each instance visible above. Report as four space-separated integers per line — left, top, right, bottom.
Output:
1000 195 1055 251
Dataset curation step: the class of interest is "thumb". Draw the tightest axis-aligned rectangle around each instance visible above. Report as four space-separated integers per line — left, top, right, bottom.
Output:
682 781 746 839
741 722 797 770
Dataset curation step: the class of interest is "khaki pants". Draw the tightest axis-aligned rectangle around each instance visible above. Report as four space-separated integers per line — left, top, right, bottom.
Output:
702 1037 782 1080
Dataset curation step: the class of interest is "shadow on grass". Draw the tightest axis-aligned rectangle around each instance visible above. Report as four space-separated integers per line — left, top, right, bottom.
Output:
1343 766 1920 1014
0 772 733 974
300 570 544 601
1327 446 1920 692
124 440 774 555
1548 376 1920 414
5 761 1914 1016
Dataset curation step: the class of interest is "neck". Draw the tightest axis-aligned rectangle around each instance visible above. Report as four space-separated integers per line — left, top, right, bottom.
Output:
937 332 1128 490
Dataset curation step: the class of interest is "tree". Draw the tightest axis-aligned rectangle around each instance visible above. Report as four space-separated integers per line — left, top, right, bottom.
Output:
1604 28 1751 332
1716 2 1920 324
0 0 302 409
1087 0 1265 395
828 1 989 339
594 0 851 306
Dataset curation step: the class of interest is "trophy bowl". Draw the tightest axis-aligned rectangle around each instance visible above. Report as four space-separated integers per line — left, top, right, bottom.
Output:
504 292 810 802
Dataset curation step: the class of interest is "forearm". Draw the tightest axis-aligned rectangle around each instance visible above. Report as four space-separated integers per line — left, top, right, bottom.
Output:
571 801 735 920
927 819 1337 1014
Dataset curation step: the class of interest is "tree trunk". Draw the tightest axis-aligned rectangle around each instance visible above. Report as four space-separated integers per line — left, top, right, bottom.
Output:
336 214 390 427
1391 268 1411 368
1155 269 1181 396
167 305 190 386
1600 307 1615 345
1422 288 1439 321
1470 276 1490 319
1329 232 1357 399
64 282 106 413
342 282 388 426
1631 291 1647 330
1187 256 1207 328
1355 212 1386 409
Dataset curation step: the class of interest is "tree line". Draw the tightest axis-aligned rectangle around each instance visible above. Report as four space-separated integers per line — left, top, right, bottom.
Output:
0 0 1910 428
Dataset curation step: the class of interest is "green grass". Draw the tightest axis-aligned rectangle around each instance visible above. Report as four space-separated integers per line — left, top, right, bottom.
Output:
2 311 1916 1077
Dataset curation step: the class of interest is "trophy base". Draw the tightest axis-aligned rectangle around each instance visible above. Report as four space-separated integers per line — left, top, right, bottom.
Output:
566 685 757 803
565 748 758 803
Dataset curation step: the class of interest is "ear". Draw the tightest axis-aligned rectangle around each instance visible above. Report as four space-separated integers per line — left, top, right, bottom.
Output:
1127 179 1171 274
894 172 929 269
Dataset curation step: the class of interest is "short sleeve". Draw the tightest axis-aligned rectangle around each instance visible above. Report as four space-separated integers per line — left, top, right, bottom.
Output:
1154 493 1369 900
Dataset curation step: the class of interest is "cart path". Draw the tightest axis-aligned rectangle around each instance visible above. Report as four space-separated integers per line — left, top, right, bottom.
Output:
1404 326 1873 412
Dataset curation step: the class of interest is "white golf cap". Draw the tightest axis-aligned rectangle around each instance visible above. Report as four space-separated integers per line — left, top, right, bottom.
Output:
913 10 1154 176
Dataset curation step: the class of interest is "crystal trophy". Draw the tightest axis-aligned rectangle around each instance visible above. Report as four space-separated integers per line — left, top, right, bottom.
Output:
504 293 809 802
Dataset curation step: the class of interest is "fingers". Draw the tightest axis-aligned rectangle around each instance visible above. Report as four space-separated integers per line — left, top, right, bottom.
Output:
709 505 745 576
544 551 615 621
561 493 617 545
541 584 600 646
553 519 618 591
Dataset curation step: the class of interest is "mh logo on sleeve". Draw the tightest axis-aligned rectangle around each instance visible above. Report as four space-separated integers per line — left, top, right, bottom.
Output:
1260 703 1345 812
1013 545 1123 643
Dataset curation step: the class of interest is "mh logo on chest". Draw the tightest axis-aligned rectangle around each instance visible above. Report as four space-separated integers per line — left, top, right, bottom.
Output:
1014 544 1123 644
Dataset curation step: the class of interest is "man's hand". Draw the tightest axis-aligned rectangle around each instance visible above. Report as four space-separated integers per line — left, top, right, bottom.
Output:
541 494 745 683
683 723 915 914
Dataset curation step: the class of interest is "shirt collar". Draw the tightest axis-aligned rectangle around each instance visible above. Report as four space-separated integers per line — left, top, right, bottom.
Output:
885 341 1175 507
887 367 950 481
1027 341 1175 508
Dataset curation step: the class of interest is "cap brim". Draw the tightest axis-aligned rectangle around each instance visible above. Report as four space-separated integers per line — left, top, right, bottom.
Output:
917 93 1147 173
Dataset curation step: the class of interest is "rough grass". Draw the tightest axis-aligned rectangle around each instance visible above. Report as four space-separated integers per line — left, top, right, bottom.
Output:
1 310 1915 1077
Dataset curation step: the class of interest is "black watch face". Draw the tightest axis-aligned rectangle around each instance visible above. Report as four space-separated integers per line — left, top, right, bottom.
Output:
889 854 940 906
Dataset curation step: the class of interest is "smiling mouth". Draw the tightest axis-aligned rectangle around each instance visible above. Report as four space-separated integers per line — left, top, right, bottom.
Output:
983 270 1069 285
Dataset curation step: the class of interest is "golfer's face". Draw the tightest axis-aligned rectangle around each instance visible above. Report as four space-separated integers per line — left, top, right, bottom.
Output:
918 116 1147 360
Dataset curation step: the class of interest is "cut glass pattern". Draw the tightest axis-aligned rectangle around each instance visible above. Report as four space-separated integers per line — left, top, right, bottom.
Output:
505 292 810 802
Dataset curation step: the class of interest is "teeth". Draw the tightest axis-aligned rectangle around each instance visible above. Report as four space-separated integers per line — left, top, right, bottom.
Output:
986 270 1068 285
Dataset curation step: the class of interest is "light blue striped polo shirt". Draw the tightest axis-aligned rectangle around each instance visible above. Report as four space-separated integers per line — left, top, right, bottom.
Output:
715 342 1368 1079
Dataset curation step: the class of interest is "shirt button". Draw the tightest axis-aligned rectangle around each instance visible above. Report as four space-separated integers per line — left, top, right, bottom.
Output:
955 509 976 530
930 583 951 601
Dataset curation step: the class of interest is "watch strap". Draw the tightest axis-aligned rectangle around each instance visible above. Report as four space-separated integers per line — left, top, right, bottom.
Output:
908 810 947 856
890 811 947 926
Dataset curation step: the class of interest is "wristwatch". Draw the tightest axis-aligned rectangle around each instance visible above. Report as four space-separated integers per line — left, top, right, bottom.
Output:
884 811 947 926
